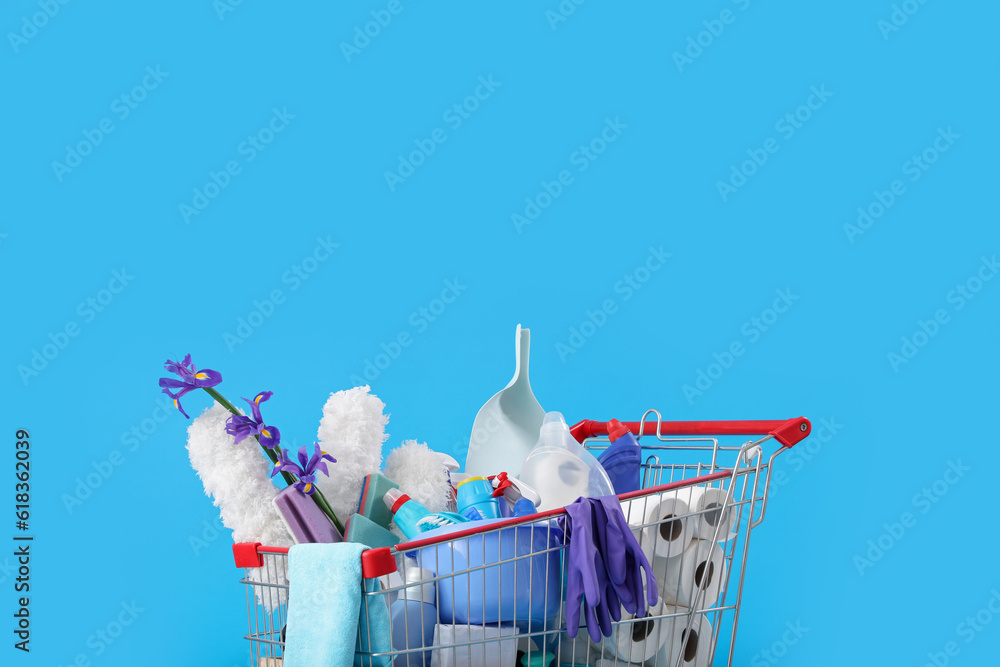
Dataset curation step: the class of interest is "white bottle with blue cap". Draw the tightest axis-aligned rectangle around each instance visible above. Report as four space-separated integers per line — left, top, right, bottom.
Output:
390 566 437 667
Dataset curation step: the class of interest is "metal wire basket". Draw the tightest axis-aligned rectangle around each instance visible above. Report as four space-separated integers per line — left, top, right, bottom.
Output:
233 411 811 667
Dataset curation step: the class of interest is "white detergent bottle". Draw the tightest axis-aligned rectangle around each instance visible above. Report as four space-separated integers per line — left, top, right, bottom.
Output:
518 411 615 511
390 567 437 667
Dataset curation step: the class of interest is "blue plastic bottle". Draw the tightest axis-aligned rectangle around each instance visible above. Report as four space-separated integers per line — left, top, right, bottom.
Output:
390 567 436 667
384 488 468 540
597 419 642 494
456 476 502 520
512 498 537 517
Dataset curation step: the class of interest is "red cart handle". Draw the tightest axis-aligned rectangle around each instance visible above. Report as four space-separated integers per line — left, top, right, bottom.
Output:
570 416 811 448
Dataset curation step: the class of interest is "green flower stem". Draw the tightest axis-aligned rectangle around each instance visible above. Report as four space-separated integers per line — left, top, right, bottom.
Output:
201 386 294 485
201 385 344 536
312 488 345 535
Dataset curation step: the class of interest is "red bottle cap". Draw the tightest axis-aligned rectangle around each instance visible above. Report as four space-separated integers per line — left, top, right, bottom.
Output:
384 488 412 514
607 419 631 441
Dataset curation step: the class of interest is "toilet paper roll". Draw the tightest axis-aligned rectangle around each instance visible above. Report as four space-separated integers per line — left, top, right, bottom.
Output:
655 606 713 667
593 599 670 664
620 495 696 560
661 486 737 542
654 540 727 609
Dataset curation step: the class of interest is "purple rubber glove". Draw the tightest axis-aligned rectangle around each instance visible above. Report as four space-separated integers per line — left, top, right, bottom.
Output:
594 495 659 616
563 498 621 642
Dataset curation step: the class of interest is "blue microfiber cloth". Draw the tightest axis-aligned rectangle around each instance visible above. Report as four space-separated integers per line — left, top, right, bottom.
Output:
345 513 401 549
283 543 391 667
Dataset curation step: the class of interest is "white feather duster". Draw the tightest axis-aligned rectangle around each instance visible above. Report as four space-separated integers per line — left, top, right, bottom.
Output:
383 440 452 514
187 403 292 608
314 385 389 525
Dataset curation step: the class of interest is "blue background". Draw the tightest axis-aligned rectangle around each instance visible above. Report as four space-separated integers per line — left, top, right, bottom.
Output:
3 0 998 665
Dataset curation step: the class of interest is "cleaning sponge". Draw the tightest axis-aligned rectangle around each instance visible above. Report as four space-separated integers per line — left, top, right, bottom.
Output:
345 513 401 549
357 473 399 529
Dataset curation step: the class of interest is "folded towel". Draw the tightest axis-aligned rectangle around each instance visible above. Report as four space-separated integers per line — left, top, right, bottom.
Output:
283 543 391 667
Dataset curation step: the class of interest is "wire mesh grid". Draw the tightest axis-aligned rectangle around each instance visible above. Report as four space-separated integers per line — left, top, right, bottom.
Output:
239 410 785 667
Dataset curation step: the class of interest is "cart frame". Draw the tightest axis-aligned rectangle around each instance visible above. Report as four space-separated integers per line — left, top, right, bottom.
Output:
233 412 810 667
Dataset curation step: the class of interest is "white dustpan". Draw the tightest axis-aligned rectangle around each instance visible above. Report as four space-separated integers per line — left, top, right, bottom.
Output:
464 324 545 477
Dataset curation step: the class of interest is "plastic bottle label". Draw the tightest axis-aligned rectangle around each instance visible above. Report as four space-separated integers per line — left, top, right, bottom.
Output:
415 512 464 533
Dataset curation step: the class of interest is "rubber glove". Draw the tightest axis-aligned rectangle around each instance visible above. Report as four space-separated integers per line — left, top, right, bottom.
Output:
562 498 621 642
593 495 659 616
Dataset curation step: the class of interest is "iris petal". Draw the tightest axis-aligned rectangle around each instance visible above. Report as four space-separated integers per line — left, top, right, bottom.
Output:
159 355 223 418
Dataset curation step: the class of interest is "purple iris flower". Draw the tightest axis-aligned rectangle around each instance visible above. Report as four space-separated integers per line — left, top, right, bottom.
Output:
158 354 223 419
225 391 282 448
271 443 336 495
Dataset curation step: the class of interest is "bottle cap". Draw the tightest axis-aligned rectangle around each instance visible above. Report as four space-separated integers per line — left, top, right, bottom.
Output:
539 411 568 434
383 488 410 514
456 475 487 489
401 566 436 604
607 419 631 441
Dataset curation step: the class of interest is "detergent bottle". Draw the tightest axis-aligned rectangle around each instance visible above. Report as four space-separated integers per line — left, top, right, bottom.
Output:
456 476 502 520
384 488 469 540
597 418 642 494
518 411 615 511
390 567 437 667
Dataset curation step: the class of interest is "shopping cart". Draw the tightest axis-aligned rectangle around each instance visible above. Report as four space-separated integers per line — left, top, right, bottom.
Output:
233 410 811 667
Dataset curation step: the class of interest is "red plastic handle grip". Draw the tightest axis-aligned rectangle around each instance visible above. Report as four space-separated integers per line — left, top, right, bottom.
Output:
570 416 811 448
